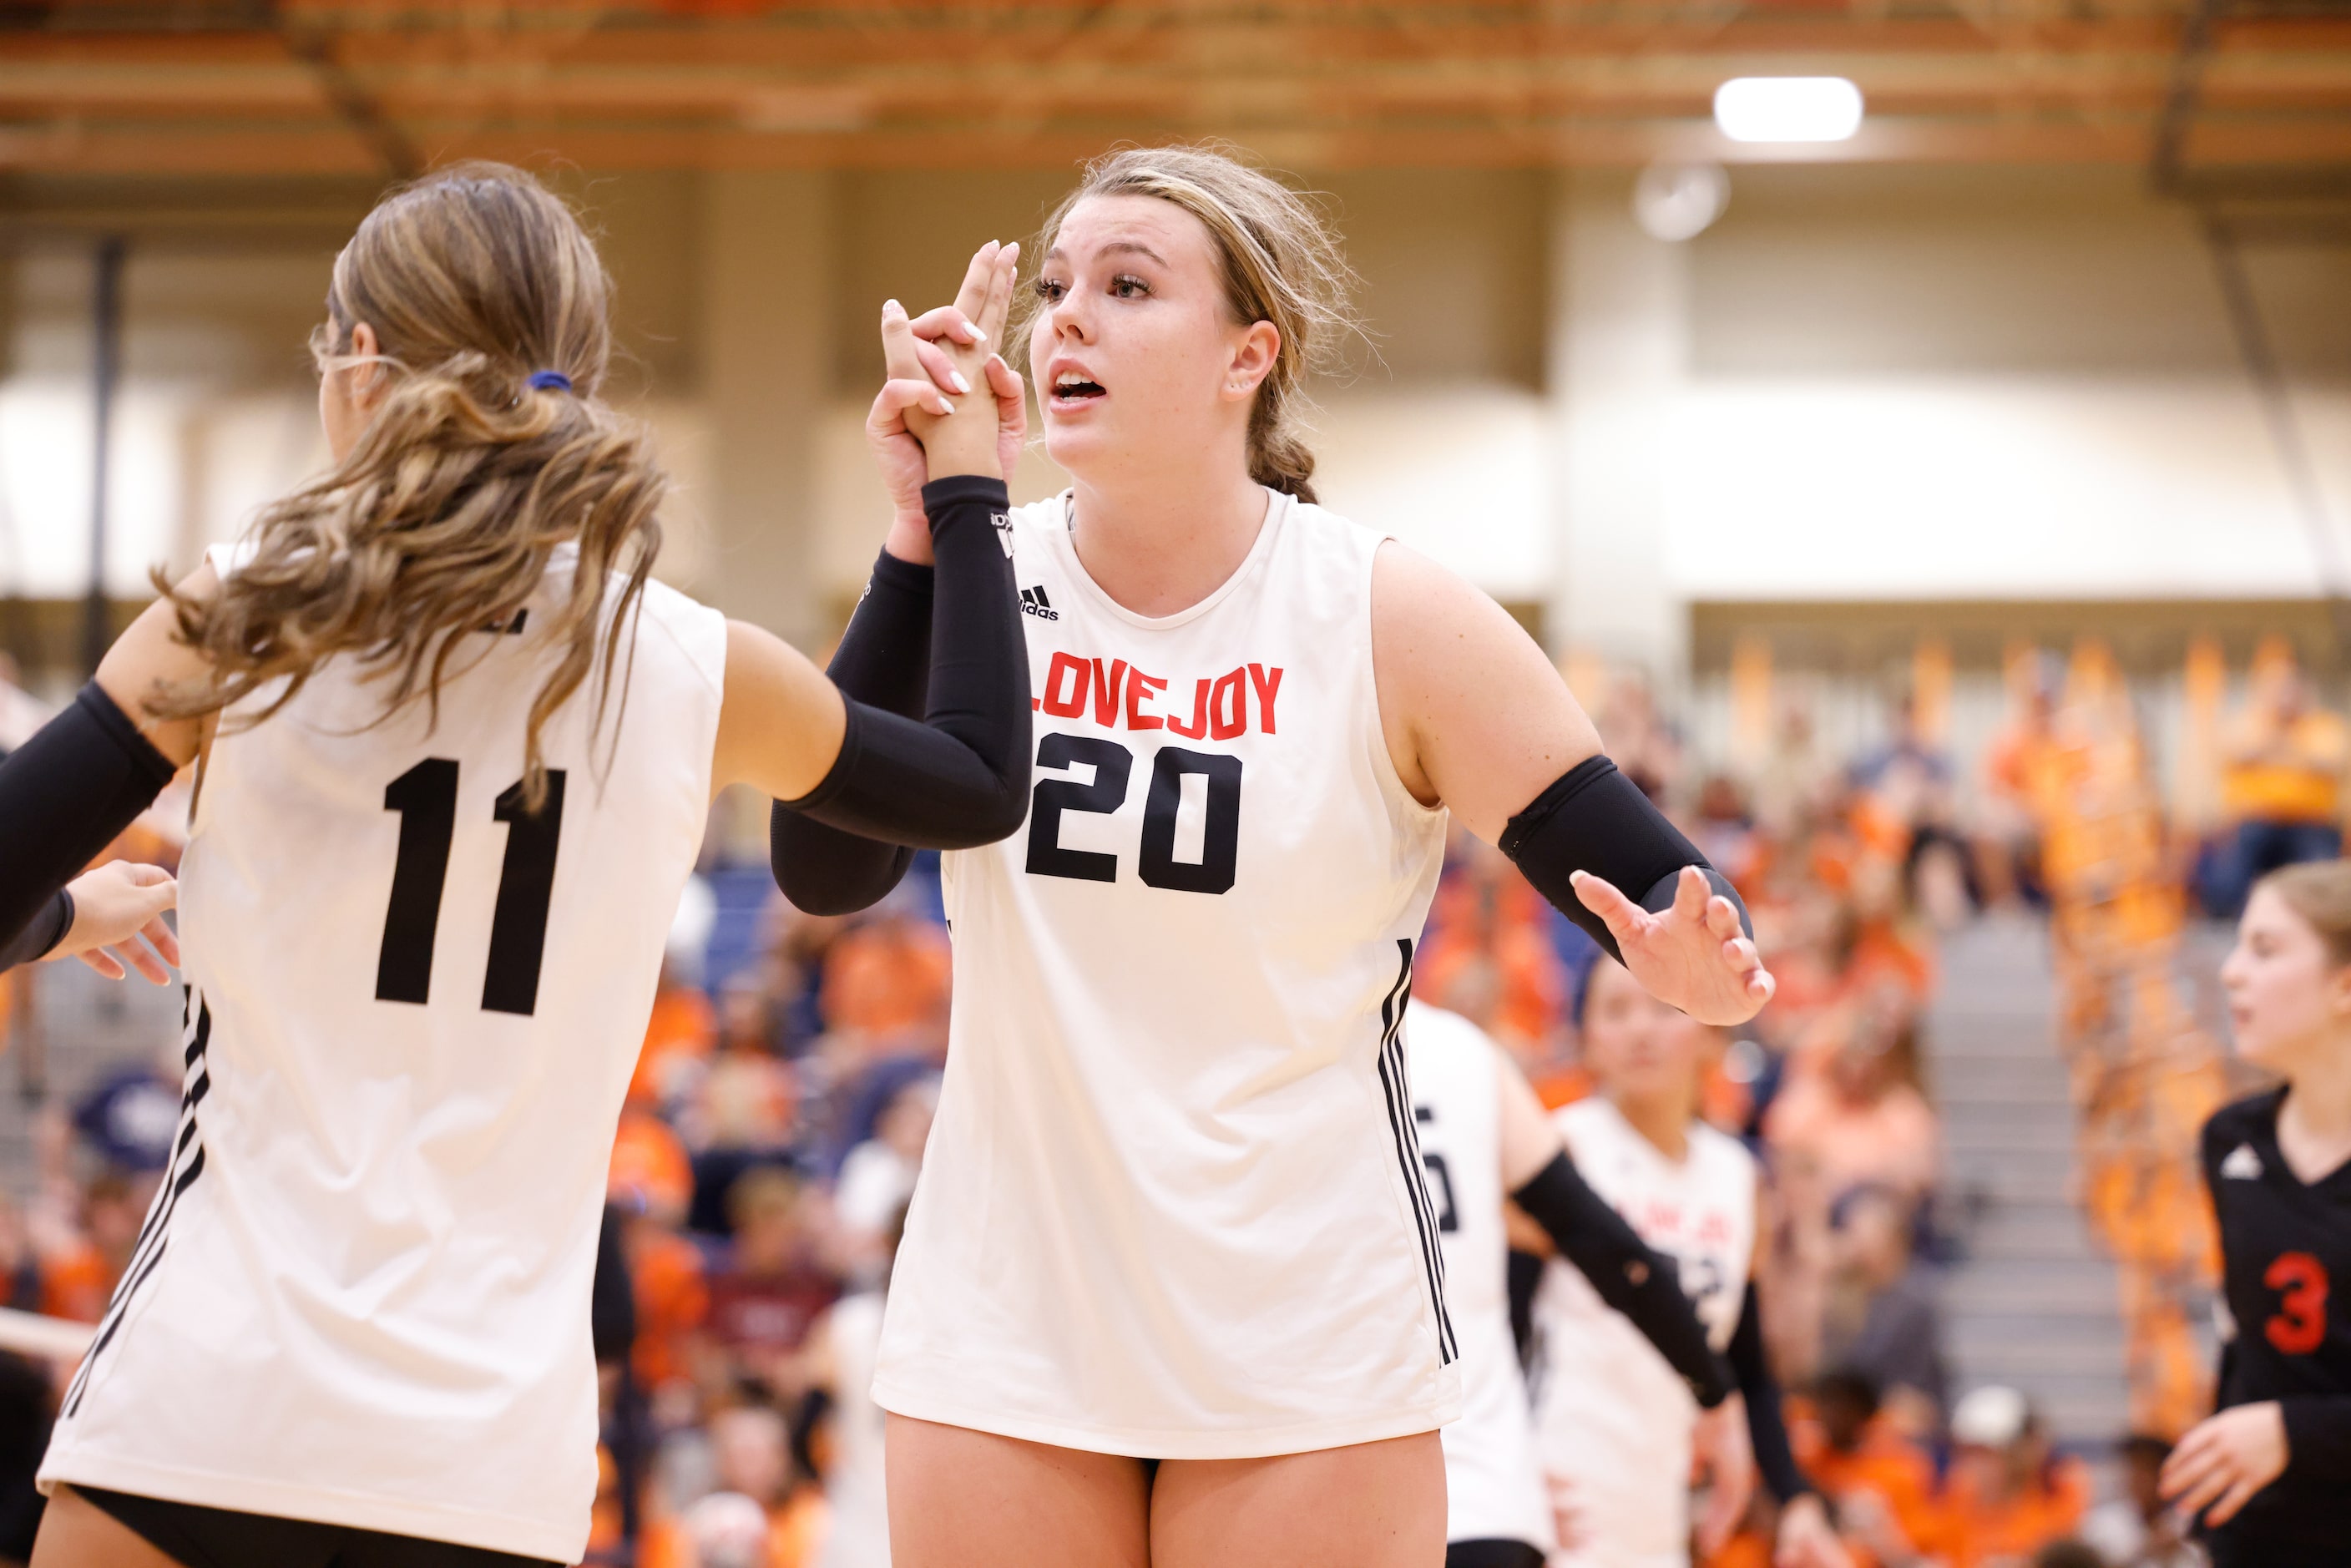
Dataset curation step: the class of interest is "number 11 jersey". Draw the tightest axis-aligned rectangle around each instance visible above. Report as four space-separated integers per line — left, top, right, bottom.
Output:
40 541 726 1564
876 488 1459 1459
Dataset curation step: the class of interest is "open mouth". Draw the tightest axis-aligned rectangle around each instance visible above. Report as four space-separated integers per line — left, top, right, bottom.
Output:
1051 372 1106 402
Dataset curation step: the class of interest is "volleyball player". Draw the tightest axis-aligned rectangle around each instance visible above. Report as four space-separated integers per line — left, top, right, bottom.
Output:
2160 861 2351 1565
0 163 1033 1568
1408 1002 1763 1568
770 144 1773 1567
1533 957 1846 1568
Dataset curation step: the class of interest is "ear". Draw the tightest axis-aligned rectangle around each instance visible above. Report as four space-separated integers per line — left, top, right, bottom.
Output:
1220 320 1281 403
2328 958 2351 1019
346 321 388 412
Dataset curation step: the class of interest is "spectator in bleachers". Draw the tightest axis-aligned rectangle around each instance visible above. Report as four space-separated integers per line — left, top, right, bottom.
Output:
697 1167 839 1409
817 889 949 1048
1820 1186 1949 1434
1767 992 1942 1213
1979 679 2057 908
643 1404 825 1568
1793 1369 1939 1568
634 953 720 1114
1926 1385 2091 1568
833 1076 933 1267
2205 659 2348 917
612 1109 710 1424
2078 1434 2197 1568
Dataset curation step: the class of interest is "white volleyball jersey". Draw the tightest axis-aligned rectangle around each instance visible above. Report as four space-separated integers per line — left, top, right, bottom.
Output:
40 543 725 1564
1406 1007 1555 1553
817 1290 890 1568
1533 1100 1757 1567
875 488 1458 1459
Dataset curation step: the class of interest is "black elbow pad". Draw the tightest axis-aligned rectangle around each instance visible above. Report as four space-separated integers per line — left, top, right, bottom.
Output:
1498 755 1748 964
0 683 174 964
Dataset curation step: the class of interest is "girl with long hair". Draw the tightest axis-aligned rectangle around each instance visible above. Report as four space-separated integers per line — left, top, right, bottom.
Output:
771 144 1776 1566
2161 859 2351 1565
0 162 1033 1568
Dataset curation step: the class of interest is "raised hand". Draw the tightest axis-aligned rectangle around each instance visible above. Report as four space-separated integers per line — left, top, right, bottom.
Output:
1570 865 1774 1026
865 240 1024 562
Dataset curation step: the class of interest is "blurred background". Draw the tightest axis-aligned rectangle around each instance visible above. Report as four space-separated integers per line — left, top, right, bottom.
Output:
2 3 2349 1565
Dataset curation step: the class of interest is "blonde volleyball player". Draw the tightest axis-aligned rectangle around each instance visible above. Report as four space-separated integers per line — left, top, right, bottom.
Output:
1408 1004 1762 1568
771 144 1773 1568
1534 958 1847 1568
0 164 1034 1568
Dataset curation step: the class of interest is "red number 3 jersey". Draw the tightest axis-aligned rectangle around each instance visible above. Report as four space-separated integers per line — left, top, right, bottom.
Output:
2200 1087 2351 1563
873 488 1460 1459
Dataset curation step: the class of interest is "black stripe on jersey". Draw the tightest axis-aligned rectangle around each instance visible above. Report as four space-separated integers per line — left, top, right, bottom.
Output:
1374 939 1457 1365
64 989 212 1418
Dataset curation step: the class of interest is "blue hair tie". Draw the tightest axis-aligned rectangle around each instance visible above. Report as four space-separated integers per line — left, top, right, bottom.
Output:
526 370 573 392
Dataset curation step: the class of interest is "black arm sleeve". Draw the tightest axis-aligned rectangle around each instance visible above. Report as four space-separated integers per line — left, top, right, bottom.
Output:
0 892 72 974
1510 1151 1736 1408
0 683 174 963
2283 1397 2351 1485
1497 755 1749 967
776 475 1030 853
1727 1278 1812 1503
769 549 934 913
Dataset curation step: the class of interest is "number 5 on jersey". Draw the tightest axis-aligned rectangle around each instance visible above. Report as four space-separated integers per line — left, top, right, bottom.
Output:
377 758 567 1017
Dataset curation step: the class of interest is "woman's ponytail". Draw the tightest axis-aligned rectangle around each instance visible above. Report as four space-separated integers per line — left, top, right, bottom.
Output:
155 162 662 805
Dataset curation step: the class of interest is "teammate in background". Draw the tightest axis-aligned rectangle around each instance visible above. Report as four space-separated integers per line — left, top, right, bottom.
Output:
1535 957 1848 1568
0 164 1033 1568
771 144 1772 1567
1408 1003 1755 1568
805 1206 905 1568
2161 859 2351 1565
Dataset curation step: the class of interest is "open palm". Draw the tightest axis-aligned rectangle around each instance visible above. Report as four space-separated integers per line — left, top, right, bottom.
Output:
1570 865 1774 1026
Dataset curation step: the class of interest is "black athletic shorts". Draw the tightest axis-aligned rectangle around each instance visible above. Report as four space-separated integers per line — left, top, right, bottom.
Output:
1445 1540 1546 1568
73 1486 559 1568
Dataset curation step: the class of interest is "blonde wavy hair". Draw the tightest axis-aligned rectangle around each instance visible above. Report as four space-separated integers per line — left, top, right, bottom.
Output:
158 161 664 807
1015 144 1360 503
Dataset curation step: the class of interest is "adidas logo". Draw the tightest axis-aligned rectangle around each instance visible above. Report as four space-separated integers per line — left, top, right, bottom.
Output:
1020 585 1059 621
993 511 1014 559
2221 1143 2264 1181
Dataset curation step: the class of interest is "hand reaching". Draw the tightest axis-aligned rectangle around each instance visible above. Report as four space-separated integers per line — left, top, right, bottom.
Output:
1775 1494 1854 1568
1570 865 1775 1026
1692 1392 1757 1557
56 860 179 984
866 239 1026 563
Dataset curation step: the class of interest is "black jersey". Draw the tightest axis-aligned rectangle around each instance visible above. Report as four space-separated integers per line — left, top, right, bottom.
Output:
2200 1088 2351 1566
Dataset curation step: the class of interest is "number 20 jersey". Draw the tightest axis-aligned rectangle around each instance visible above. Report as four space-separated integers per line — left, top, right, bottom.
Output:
39 542 726 1564
875 488 1459 1459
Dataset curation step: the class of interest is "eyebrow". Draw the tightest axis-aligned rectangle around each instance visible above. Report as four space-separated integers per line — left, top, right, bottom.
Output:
1041 240 1170 268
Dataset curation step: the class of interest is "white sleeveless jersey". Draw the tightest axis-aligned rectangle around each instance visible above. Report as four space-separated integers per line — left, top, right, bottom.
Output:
40 543 726 1564
1405 1007 1555 1553
875 488 1458 1458
1533 1100 1757 1567
817 1291 890 1568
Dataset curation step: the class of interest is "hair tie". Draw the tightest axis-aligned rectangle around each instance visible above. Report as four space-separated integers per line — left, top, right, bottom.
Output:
526 370 573 393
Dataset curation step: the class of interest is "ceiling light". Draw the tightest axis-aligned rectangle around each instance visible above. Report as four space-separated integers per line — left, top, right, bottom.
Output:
1633 161 1731 242
1712 77 1864 144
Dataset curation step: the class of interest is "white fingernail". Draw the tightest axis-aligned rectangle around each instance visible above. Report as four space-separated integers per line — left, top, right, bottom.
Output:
937 398 957 414
951 372 971 393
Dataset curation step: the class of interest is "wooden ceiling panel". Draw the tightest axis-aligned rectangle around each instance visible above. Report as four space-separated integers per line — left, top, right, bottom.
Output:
0 0 2343 175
